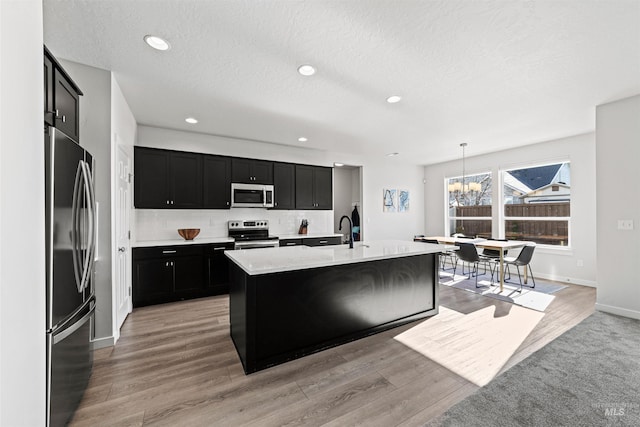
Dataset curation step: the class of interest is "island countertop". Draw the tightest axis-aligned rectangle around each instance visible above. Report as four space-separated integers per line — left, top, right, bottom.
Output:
225 239 445 275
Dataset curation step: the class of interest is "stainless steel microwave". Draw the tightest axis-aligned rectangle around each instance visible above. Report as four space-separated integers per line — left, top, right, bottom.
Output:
231 183 274 208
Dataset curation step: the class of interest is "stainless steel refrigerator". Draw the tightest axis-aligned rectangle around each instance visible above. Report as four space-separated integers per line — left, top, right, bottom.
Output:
45 126 96 427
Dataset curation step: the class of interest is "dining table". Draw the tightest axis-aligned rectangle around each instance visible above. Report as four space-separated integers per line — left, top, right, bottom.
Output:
419 236 535 291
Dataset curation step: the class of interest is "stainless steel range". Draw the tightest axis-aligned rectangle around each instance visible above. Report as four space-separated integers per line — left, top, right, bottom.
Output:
228 220 280 250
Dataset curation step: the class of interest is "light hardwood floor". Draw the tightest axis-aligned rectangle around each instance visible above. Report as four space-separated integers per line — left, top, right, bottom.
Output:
71 282 595 426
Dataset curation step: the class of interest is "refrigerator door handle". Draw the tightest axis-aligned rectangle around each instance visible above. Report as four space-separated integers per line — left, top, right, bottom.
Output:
79 160 96 293
52 302 94 345
71 161 84 293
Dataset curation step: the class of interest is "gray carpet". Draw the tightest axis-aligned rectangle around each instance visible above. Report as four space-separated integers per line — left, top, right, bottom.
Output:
427 311 640 426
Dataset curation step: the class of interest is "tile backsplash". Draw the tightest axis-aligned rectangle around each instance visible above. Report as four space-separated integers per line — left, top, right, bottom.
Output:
134 208 334 242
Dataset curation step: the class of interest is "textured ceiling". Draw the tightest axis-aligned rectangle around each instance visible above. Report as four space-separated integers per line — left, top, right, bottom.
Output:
43 0 640 165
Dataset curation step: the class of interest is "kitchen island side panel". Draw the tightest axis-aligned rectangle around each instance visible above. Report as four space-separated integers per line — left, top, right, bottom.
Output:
229 262 253 372
230 253 437 374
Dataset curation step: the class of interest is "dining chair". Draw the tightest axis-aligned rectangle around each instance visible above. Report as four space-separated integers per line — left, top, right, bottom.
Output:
453 242 491 288
479 238 508 260
422 239 456 271
503 245 537 291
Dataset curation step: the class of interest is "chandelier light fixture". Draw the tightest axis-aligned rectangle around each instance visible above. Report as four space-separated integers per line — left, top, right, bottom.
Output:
448 142 481 203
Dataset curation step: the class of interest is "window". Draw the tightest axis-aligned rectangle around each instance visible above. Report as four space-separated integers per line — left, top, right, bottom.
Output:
502 162 570 246
446 172 492 238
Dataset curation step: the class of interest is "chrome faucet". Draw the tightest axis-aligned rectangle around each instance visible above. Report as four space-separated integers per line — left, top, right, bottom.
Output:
339 215 354 249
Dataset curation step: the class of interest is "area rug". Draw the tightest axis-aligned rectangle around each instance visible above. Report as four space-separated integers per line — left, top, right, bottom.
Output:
439 270 567 312
427 311 640 426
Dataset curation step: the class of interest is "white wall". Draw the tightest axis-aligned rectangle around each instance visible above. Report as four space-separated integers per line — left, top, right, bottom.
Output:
136 126 424 242
424 133 597 286
111 75 136 155
0 1 46 425
333 167 354 239
595 94 640 319
58 60 114 341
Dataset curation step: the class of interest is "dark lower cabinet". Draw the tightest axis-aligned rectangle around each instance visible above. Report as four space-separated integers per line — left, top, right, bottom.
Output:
279 238 303 247
304 236 342 246
206 243 235 293
133 243 233 307
133 258 174 305
173 255 205 293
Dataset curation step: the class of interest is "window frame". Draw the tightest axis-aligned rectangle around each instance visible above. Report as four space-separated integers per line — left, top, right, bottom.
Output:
444 171 493 238
500 160 572 249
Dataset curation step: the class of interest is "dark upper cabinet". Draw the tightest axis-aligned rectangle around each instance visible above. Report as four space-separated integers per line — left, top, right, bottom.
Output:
295 165 315 210
231 158 273 184
133 145 332 211
53 69 80 142
203 155 231 209
170 151 203 208
44 55 54 126
134 147 202 209
44 46 82 142
313 166 333 209
295 165 333 210
272 162 295 209
134 148 169 208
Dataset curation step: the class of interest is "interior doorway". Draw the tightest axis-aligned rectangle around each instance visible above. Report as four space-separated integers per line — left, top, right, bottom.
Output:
114 144 133 340
333 165 363 242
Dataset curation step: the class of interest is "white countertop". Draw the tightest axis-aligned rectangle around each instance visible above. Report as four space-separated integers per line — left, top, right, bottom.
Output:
132 232 342 248
225 239 446 275
132 237 234 248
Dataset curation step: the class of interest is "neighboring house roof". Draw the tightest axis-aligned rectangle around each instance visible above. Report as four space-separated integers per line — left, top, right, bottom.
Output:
503 173 532 196
508 164 562 191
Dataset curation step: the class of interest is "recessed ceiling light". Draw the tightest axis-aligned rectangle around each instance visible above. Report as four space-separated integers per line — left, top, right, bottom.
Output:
144 35 171 51
298 137 308 142
386 152 399 157
386 95 402 104
185 117 198 124
297 65 316 76
334 163 344 167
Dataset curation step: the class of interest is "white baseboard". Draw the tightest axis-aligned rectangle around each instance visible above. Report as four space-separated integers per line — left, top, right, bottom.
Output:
595 303 640 320
535 272 596 288
91 335 115 350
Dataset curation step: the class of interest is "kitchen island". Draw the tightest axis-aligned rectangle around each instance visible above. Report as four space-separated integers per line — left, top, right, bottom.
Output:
226 240 441 374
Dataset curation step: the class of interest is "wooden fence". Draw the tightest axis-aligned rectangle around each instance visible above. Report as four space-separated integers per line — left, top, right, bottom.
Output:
453 202 570 245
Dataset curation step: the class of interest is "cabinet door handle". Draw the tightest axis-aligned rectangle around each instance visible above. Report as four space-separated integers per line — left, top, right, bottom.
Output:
162 250 177 254
226 201 230 206
62 115 66 123
286 242 296 246
213 247 226 251
319 240 328 244
55 109 60 117
171 200 174 205
166 200 170 205
171 261 174 266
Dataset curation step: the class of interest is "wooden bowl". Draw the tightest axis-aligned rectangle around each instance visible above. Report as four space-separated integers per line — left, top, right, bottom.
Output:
178 228 200 240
